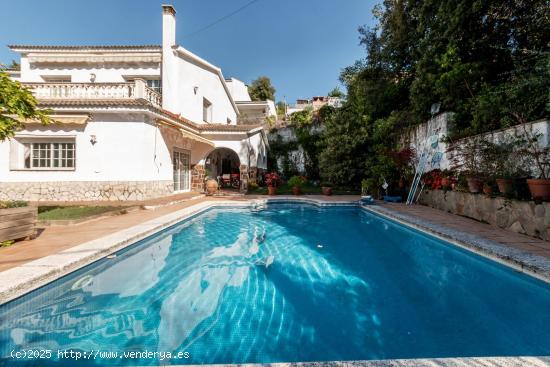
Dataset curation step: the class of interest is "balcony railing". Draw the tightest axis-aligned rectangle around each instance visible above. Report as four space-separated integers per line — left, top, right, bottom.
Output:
24 79 162 108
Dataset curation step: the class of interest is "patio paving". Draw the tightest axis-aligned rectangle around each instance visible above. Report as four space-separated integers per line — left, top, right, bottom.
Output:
380 202 550 260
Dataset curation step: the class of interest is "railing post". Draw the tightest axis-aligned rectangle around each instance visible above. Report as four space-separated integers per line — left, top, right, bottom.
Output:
134 78 146 99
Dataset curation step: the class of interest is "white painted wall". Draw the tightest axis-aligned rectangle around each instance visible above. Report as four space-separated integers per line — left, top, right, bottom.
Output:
161 7 237 125
162 48 238 125
0 113 172 182
18 55 160 83
225 78 251 102
201 131 267 169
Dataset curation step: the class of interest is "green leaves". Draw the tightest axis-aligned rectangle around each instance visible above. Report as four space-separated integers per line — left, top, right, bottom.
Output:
248 76 276 101
0 70 52 141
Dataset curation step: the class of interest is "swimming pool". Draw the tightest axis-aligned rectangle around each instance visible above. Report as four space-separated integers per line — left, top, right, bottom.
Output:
1 203 549 366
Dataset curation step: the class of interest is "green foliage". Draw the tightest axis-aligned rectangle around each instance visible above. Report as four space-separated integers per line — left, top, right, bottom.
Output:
328 86 344 98
8 60 20 70
318 0 549 188
287 175 306 188
0 240 15 247
289 108 313 127
248 76 276 101
0 200 28 209
0 70 53 141
37 206 124 220
276 101 286 116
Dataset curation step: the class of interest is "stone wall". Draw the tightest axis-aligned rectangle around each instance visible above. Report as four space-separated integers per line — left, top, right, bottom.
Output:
0 181 173 202
191 164 205 192
419 190 550 240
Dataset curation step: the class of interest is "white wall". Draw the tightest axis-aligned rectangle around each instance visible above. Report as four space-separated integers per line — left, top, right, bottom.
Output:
162 49 237 125
0 113 172 183
225 78 251 102
200 131 267 169
19 55 160 83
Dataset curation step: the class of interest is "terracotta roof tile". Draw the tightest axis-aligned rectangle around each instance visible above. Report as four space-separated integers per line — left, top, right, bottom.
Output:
9 45 161 51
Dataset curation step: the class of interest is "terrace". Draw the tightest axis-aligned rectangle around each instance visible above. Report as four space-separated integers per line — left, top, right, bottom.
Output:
24 78 162 108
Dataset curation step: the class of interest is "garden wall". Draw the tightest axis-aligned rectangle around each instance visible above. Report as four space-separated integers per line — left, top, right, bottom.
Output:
404 114 549 174
419 190 550 241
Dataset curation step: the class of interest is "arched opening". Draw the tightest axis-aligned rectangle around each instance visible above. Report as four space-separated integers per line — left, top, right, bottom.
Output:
205 148 241 189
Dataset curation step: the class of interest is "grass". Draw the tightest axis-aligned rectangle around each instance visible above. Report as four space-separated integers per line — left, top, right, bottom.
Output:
38 206 126 221
247 183 360 195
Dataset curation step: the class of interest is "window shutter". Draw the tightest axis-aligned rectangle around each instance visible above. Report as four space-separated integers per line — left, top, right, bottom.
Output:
9 140 19 170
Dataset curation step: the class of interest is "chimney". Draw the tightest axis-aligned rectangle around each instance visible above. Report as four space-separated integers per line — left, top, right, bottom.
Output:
162 5 176 48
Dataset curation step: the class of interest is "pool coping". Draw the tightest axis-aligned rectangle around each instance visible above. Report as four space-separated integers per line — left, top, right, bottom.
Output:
0 196 549 305
176 356 550 367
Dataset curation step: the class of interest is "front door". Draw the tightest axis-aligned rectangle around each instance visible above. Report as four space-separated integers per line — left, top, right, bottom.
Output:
173 150 190 191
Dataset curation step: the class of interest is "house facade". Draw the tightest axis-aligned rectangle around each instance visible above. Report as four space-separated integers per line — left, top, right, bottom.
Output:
0 5 269 201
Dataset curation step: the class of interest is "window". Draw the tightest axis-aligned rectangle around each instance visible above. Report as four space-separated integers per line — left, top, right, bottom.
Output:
23 142 75 169
146 79 162 93
203 98 212 123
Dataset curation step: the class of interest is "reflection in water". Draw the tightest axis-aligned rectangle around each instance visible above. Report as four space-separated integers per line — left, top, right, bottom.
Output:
0 206 549 366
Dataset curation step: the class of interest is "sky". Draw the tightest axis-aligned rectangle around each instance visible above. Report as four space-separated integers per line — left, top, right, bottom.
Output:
0 0 377 103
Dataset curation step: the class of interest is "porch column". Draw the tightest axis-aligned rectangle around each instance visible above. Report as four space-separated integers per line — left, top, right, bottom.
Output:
191 164 205 192
239 164 249 193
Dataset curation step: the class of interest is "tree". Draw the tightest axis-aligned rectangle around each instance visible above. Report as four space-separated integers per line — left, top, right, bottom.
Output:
276 101 286 116
318 0 550 188
0 70 52 141
248 76 276 101
328 86 344 98
8 60 20 70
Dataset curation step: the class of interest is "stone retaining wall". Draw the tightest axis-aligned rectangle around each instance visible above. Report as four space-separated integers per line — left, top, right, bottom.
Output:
0 181 173 202
419 190 550 240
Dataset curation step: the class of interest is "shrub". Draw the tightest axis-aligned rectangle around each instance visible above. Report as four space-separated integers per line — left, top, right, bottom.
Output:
288 175 306 188
264 172 281 187
0 201 28 209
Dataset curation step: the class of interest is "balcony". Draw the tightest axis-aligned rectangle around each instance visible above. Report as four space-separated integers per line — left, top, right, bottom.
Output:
24 79 162 108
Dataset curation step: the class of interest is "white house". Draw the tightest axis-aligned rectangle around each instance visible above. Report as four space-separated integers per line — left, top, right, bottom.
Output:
225 77 277 125
0 5 270 201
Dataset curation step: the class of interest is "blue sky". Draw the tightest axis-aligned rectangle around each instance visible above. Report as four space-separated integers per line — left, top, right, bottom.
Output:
0 0 377 102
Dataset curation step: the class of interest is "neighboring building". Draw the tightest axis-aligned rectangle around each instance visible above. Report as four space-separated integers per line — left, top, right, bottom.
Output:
285 95 344 116
0 5 269 201
225 77 277 125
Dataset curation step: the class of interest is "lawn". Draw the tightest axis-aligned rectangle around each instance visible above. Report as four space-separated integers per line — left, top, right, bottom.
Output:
38 206 127 221
247 183 360 195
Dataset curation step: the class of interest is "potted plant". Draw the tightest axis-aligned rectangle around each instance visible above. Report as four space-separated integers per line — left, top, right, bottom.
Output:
516 126 550 201
264 172 281 196
320 182 333 196
440 170 454 190
451 137 484 193
288 175 306 195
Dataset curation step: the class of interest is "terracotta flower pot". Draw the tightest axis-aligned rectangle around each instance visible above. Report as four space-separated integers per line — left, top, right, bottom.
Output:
321 186 333 196
496 178 514 195
268 186 277 196
482 183 493 195
292 186 301 195
466 177 483 193
205 179 218 195
527 179 550 201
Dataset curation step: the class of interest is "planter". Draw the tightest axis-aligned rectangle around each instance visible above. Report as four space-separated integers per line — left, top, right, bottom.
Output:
482 183 493 196
321 186 333 196
292 186 302 195
466 177 483 193
441 178 451 190
527 179 550 201
0 206 37 242
496 178 514 195
205 179 218 195
268 186 277 196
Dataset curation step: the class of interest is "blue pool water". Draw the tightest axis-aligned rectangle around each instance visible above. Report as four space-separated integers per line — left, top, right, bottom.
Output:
1 204 550 366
